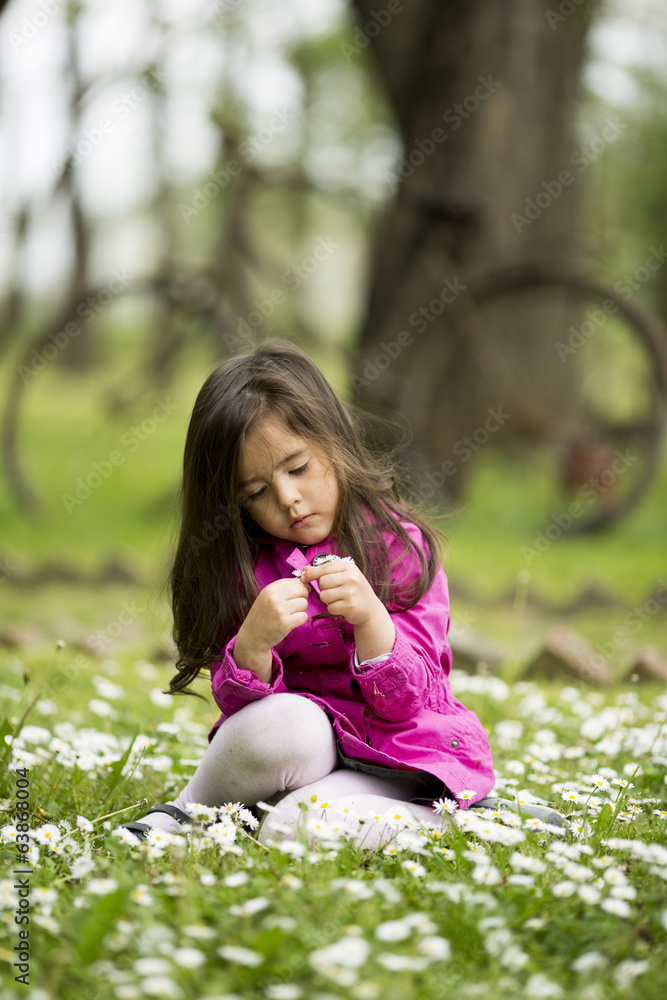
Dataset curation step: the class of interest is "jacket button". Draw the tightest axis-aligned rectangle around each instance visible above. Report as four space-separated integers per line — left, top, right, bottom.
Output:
450 738 459 749
312 553 329 566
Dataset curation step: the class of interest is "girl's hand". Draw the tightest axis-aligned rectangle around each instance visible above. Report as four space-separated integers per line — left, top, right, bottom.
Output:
239 577 310 650
300 561 381 627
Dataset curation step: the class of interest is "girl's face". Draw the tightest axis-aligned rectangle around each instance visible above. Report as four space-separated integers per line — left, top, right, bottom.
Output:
238 414 339 545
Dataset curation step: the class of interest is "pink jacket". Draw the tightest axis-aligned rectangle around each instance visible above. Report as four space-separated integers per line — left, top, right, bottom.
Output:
208 518 495 809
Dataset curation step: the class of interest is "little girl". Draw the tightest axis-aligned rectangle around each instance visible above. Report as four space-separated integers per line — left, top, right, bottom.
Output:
123 340 501 847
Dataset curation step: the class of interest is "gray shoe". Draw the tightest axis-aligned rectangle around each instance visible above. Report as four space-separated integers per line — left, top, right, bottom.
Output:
472 796 566 830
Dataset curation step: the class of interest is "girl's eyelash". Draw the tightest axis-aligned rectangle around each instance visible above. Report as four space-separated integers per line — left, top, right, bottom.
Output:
246 463 309 502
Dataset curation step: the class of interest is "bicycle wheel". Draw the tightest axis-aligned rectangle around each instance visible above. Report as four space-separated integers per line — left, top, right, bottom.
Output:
402 262 667 535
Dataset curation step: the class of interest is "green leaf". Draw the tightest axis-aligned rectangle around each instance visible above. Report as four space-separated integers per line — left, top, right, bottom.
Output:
592 803 614 842
106 731 139 787
252 927 285 958
0 717 15 744
76 886 129 965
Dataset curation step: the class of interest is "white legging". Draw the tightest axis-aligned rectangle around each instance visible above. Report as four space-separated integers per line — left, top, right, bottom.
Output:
136 693 444 849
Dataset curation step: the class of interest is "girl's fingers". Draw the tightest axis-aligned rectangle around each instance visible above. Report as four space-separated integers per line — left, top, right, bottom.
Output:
318 574 348 590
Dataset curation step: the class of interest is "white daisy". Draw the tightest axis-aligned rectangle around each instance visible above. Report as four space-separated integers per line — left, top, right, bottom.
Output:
218 944 264 967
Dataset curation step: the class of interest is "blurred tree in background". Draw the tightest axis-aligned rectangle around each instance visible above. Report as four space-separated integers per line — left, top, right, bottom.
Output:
0 0 666 535
350 0 595 488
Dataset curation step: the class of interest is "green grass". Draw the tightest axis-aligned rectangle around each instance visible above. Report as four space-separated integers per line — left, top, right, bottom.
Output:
1 654 666 1000
1 353 666 999
3 354 667 603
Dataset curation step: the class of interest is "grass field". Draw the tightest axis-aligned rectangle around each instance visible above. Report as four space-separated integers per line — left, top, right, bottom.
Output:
1 358 666 999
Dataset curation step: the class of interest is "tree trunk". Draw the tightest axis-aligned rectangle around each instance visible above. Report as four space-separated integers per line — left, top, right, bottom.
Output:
351 0 595 497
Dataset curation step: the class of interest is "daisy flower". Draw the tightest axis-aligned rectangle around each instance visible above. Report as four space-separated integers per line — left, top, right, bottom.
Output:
432 797 458 816
184 803 217 821
610 884 636 900
277 840 306 857
571 951 607 973
32 824 62 846
374 919 412 942
551 881 577 898
331 879 374 900
613 959 649 989
577 885 601 904
507 874 534 888
220 801 244 815
172 947 205 968
612 778 632 789
600 898 631 918
473 865 501 885
229 897 270 918
281 874 303 889
524 973 562 997
457 789 477 802
86 878 119 895
130 885 154 907
224 871 249 888
218 944 264 967
265 987 303 1000
33 887 58 908
417 935 451 961
134 958 172 976
182 924 216 939
401 860 426 877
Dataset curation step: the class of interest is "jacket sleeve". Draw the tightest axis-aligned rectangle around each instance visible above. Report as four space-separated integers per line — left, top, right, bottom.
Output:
347 521 452 723
209 634 289 718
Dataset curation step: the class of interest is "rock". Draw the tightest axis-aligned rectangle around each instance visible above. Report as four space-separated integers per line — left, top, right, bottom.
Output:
0 624 45 648
522 625 613 686
449 630 504 675
561 585 622 614
624 646 667 683
152 638 179 663
39 561 84 584
96 558 142 585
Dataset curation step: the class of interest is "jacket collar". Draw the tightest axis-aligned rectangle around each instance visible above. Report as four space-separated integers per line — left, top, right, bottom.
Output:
253 530 339 597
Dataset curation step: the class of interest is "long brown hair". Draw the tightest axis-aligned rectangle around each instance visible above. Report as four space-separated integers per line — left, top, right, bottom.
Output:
168 339 446 697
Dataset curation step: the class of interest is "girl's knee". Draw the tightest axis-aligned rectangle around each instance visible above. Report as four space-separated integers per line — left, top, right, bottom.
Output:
228 693 336 775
